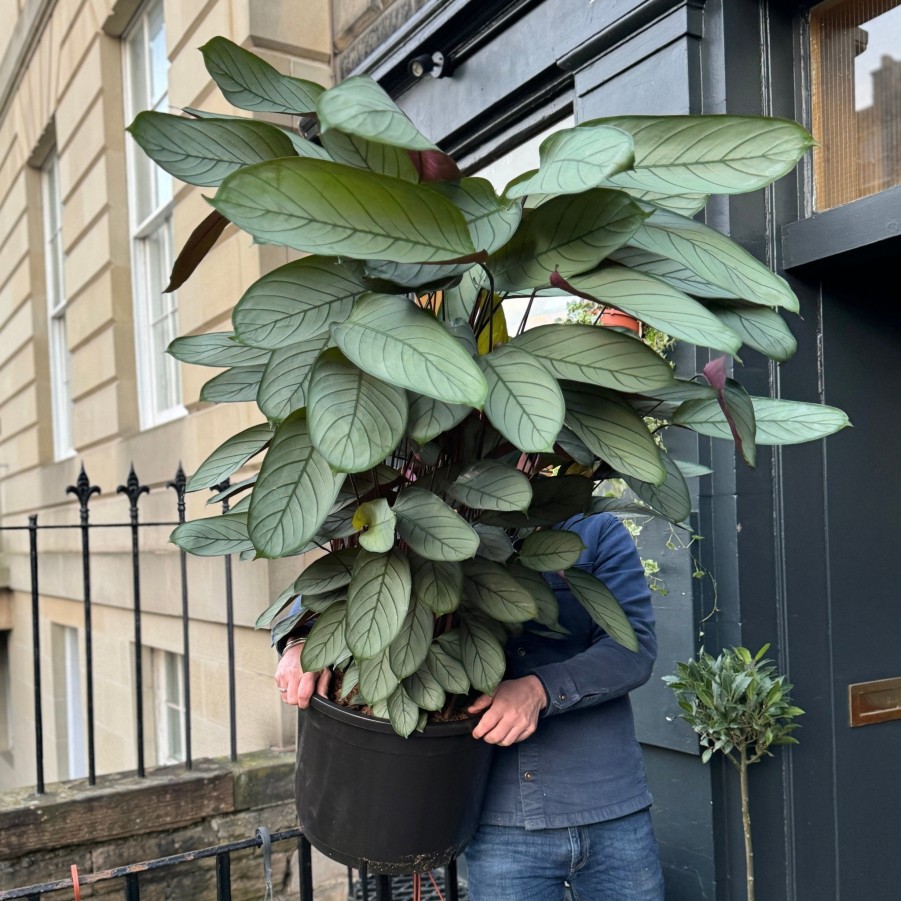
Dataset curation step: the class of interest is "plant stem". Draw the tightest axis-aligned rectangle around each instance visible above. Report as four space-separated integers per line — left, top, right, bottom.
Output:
739 747 755 901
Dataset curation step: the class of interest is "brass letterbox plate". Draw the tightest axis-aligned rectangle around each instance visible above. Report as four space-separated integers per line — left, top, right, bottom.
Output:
849 677 901 727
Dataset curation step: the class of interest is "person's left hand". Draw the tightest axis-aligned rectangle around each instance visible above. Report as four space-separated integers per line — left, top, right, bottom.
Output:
468 676 548 746
275 642 331 708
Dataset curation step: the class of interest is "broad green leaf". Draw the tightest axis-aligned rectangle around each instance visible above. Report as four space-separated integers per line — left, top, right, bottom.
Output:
165 209 230 293
410 555 463 614
480 475 593 528
127 112 297 186
611 246 740 300
331 293 488 406
387 684 421 737
200 37 322 114
505 125 635 198
425 642 470 694
365 260 474 290
301 602 350 671
519 529 586 572
431 177 522 254
256 336 330 422
294 548 361 594
708 303 797 362
586 115 814 195
620 451 692 524
207 474 257 506
212 158 475 262
254 581 298 629
630 210 799 312
447 461 532 512
359 649 400 702
168 332 271 367
302 588 347 614
509 324 674 393
317 75 436 150
388 600 434 679
394 487 480 561
248 411 344 557
621 189 709 216
320 129 419 182
404 665 446 711
473 524 515 563
462 559 538 622
407 393 470 445
478 345 565 452
233 256 363 349
307 348 408 472
187 423 274 491
489 189 649 290
443 266 487 321
509 561 565 631
674 459 713 479
564 567 638 651
353 499 397 552
555 426 596 466
460 618 506 694
171 512 253 556
562 381 665 484
563 266 742 354
346 548 411 658
201 365 266 403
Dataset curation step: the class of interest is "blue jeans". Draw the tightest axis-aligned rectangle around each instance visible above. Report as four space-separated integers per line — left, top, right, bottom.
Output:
464 810 665 901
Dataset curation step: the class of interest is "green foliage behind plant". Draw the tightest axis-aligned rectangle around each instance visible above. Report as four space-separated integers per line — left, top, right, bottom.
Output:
128 37 848 737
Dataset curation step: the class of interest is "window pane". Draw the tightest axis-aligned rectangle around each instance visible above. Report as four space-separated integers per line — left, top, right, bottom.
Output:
811 0 901 209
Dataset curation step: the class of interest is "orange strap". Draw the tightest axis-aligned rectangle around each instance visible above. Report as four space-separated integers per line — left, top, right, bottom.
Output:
70 864 81 901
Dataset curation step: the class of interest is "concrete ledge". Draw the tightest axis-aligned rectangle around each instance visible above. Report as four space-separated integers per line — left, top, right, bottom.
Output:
0 750 294 860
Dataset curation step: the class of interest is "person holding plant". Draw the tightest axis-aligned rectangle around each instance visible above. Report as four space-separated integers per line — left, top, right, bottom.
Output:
275 510 664 900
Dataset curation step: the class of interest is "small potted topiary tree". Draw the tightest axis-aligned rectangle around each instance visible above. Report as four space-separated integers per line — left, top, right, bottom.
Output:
128 37 846 874
664 645 804 901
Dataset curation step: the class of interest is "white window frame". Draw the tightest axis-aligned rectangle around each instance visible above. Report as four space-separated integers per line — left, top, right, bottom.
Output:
52 624 86 780
123 0 184 429
41 149 75 460
153 648 186 765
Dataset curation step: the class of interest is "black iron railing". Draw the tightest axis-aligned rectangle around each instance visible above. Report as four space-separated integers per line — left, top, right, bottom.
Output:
0 829 466 901
0 462 241 793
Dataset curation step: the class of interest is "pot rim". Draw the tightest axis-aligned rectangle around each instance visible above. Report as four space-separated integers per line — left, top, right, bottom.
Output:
308 694 480 738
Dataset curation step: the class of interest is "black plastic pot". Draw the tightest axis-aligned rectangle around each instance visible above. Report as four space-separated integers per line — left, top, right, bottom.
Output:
295 696 495 875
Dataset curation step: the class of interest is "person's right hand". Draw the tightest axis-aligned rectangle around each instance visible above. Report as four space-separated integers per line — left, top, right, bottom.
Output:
275 642 331 708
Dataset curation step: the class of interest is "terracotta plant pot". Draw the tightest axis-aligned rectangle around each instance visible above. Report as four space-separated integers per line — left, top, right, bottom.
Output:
599 309 642 334
295 696 495 875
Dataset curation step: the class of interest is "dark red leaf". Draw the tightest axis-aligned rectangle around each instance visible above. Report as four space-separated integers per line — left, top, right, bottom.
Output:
408 149 463 182
703 356 728 392
549 268 599 304
164 210 231 292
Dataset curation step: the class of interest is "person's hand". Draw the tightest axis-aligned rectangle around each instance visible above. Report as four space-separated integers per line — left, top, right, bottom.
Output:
468 676 548 746
275 642 331 708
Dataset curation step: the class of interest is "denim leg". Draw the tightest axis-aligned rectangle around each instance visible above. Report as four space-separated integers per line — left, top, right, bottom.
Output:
568 810 665 901
464 824 572 901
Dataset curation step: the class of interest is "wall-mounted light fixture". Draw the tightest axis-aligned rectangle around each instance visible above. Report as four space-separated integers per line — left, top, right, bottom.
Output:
407 51 450 79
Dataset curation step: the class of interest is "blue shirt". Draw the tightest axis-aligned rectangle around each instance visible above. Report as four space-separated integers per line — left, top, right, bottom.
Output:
478 512 657 830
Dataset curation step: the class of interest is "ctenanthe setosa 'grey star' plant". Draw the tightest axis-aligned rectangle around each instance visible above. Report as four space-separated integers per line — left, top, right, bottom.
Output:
128 38 848 736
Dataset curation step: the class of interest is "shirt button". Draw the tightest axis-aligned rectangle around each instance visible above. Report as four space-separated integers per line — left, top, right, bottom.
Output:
523 771 535 781
516 647 526 657
558 692 567 702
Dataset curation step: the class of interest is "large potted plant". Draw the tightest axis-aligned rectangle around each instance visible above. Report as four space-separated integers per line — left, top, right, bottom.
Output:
128 38 848 873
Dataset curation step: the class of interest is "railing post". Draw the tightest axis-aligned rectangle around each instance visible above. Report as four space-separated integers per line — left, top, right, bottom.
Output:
123 873 140 900
446 861 459 901
213 480 238 762
117 465 150 778
298 836 313 901
167 464 192 769
28 515 44 795
66 465 100 786
216 852 232 901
